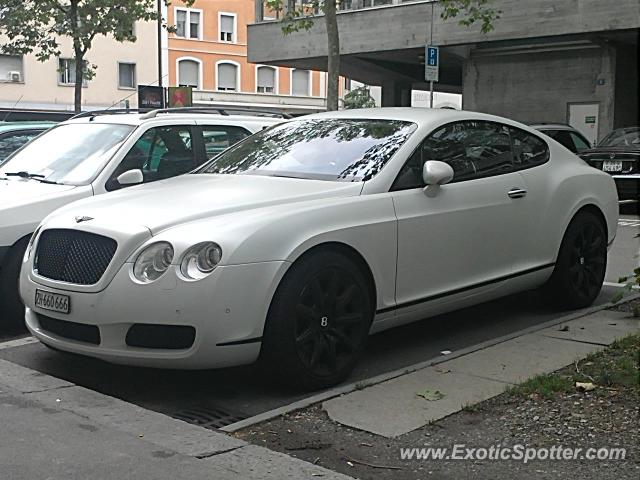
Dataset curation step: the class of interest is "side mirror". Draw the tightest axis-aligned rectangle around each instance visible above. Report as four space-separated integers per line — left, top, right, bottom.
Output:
422 160 454 187
116 169 143 186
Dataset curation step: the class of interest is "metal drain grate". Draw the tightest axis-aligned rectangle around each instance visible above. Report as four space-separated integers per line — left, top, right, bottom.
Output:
171 406 248 430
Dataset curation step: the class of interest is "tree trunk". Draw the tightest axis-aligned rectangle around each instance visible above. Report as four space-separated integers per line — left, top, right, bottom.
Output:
73 47 84 113
70 0 82 113
324 0 340 111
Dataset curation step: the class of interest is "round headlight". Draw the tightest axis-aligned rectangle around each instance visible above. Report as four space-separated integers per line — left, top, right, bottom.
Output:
180 242 222 280
133 242 174 283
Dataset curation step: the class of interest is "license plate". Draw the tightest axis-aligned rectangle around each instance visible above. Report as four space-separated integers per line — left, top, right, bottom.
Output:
602 160 623 172
35 289 70 314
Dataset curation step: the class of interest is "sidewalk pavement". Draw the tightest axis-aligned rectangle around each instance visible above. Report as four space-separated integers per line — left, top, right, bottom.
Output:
323 309 640 438
0 359 353 480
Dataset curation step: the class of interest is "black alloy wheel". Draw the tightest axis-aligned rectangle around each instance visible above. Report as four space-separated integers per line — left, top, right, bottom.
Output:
294 267 367 377
544 211 607 309
262 249 373 390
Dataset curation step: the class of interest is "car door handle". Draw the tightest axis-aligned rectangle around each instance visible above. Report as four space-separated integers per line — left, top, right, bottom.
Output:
508 188 527 199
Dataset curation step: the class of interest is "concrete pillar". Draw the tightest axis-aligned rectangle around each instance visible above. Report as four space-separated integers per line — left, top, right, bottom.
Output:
381 80 412 107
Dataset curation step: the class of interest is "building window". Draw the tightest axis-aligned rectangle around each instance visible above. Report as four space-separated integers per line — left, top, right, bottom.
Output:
178 59 200 89
291 69 310 96
256 66 276 93
217 62 239 91
0 54 24 82
219 13 236 43
58 58 87 86
175 8 201 40
118 63 136 89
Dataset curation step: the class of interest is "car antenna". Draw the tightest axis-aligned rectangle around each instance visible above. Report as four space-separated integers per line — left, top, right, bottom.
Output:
1 94 24 122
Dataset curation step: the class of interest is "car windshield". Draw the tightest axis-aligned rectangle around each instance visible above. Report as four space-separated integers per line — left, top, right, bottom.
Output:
598 128 640 148
0 123 134 185
197 118 417 181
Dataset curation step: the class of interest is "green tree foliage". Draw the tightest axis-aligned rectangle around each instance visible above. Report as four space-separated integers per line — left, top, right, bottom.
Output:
0 0 192 112
343 86 376 109
441 0 501 33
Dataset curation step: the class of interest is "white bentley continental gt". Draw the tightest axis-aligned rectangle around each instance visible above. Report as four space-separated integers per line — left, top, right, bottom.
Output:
20 109 618 389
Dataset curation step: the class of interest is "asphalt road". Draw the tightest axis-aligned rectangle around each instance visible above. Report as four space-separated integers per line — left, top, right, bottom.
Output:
0 211 637 429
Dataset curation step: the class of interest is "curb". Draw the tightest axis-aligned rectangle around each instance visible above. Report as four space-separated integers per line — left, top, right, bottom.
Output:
221 292 640 432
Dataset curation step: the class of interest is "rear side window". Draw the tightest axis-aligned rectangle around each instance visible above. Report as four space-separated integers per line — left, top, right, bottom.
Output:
570 132 590 152
542 130 576 153
510 128 549 169
201 125 251 158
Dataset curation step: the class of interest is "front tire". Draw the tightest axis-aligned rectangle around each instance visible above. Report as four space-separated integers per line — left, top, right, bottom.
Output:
544 211 607 309
261 249 374 391
0 238 29 331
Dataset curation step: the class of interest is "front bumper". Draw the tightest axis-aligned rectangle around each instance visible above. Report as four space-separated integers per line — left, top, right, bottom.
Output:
22 260 289 369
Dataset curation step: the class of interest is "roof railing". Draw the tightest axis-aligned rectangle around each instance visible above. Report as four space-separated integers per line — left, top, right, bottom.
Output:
139 107 291 120
70 109 141 120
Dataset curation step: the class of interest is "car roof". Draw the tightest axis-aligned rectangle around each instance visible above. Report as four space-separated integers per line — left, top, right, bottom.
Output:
530 123 578 131
62 112 283 127
298 107 538 131
0 121 56 132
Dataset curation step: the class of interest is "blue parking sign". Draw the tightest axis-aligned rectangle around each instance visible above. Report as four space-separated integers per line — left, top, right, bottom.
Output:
425 45 439 82
427 46 439 66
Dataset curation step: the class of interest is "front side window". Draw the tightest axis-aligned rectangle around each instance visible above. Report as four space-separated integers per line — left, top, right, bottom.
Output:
178 59 200 88
392 121 514 190
0 123 134 185
107 126 195 190
219 14 235 42
198 118 417 182
217 63 238 91
201 125 251 157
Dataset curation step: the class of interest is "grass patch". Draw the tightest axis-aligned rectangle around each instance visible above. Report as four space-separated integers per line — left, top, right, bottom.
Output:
510 334 639 399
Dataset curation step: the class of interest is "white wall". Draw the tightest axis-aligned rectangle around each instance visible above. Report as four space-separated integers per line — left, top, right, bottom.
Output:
0 21 158 111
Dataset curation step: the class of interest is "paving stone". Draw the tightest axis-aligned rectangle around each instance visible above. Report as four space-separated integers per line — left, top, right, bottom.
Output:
536 310 639 345
444 333 601 384
323 368 507 438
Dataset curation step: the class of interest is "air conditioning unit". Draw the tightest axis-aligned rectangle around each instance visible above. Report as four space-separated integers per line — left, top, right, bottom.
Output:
7 71 22 82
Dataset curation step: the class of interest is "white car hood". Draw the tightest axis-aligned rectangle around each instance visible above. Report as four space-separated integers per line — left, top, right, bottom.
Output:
0 177 78 207
54 174 363 234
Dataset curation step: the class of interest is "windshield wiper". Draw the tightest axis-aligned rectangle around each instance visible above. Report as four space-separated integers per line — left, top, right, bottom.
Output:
3 171 61 185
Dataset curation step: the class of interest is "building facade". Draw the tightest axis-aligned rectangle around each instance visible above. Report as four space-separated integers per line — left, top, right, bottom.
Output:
249 0 639 141
165 0 338 114
0 21 158 115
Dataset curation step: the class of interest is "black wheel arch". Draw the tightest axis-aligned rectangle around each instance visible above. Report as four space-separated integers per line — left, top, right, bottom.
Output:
286 241 378 314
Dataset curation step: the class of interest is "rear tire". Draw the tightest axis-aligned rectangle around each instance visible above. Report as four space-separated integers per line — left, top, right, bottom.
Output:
0 238 29 331
261 249 374 391
543 211 607 309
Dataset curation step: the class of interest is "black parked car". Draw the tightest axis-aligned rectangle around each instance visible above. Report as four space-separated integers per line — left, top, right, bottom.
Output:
579 126 639 202
531 123 591 154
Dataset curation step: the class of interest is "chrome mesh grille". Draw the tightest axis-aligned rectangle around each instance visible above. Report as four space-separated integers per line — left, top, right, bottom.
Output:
35 229 117 285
